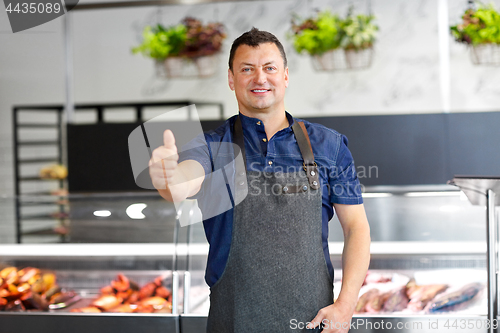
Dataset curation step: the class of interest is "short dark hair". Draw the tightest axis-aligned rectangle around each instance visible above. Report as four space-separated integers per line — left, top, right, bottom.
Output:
228 27 287 72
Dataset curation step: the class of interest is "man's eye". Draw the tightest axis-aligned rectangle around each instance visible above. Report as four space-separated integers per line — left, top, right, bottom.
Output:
267 67 276 71
242 68 251 72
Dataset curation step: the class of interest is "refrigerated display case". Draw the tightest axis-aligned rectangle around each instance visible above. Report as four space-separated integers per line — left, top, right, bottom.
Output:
0 192 182 333
179 184 494 333
1 184 498 333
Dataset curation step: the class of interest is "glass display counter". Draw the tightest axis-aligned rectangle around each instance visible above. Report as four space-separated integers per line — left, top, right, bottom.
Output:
0 185 496 333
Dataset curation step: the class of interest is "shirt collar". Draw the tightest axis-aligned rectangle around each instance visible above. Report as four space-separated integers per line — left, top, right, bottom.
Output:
238 111 294 131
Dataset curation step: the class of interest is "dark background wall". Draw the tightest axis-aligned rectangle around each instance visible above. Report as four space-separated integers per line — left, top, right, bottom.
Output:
307 112 500 186
67 112 500 192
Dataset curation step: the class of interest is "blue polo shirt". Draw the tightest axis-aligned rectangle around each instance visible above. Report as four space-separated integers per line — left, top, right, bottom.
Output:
179 112 363 287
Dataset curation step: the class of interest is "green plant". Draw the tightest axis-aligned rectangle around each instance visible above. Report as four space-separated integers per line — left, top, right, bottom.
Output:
132 24 187 59
450 2 500 45
182 17 226 57
289 9 378 56
340 11 378 50
132 18 226 60
290 11 343 55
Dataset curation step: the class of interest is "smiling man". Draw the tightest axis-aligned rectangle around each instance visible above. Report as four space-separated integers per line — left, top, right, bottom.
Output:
149 28 370 333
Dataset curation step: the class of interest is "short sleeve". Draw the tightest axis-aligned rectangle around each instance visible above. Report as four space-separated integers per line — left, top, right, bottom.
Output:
178 133 212 175
178 133 213 200
328 135 363 205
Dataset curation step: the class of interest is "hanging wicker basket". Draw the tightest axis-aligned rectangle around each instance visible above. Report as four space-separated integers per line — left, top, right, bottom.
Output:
156 57 184 78
470 44 500 66
194 54 219 77
311 47 374 71
155 54 220 79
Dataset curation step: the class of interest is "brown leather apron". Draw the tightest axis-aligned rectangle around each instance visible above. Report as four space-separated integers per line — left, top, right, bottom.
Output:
207 116 333 332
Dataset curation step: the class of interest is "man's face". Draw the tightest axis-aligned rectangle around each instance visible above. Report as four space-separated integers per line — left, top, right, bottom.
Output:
228 43 289 115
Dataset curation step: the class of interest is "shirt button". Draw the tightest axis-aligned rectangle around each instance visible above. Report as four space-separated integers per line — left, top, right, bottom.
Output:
256 121 261 125
262 138 267 142
268 161 273 165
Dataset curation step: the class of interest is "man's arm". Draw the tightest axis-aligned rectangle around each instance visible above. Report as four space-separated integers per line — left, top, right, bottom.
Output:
149 129 205 202
309 203 370 333
334 203 371 312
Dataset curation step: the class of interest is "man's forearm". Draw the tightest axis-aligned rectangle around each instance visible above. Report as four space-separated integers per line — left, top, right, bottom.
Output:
336 224 371 310
158 160 205 202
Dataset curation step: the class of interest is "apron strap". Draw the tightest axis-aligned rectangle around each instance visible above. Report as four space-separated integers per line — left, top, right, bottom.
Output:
292 121 320 190
234 115 320 190
234 116 247 172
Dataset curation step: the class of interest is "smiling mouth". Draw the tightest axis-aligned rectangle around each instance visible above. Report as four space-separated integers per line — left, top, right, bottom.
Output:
251 89 270 93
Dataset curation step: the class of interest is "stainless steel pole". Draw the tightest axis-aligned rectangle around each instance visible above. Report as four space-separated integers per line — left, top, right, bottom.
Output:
487 189 497 333
183 271 191 314
63 12 75 124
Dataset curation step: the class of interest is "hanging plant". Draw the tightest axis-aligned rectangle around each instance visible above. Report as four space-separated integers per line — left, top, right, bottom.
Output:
132 24 187 59
132 17 227 78
450 2 500 65
289 8 378 71
290 11 343 56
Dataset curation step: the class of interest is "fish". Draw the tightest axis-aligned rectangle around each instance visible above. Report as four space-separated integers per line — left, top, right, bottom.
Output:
383 287 409 312
427 283 482 313
366 291 392 313
355 289 379 313
407 284 447 312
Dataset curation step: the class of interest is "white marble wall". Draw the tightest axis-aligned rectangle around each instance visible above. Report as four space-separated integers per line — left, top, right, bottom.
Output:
71 0 444 116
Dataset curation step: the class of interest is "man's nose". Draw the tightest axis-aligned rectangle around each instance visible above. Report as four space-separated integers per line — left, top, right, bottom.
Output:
254 68 267 85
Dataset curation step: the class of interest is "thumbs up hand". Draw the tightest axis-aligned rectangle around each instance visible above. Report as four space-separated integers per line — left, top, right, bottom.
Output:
149 129 178 185
149 130 205 202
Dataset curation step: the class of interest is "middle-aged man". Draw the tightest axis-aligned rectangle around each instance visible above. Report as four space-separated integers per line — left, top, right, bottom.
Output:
149 28 371 333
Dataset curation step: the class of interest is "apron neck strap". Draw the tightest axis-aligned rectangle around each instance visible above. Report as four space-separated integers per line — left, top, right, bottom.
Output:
234 116 246 170
291 121 314 166
291 121 320 190
234 115 320 190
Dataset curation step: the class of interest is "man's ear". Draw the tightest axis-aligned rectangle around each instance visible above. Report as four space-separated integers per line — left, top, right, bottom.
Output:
284 67 289 88
228 68 235 91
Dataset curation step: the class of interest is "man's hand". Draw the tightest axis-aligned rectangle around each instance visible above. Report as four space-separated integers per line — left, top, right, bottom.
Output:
149 129 204 202
149 129 178 188
308 203 370 332
307 300 354 333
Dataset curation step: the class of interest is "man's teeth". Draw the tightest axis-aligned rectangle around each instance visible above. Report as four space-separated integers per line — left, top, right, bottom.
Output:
252 89 268 92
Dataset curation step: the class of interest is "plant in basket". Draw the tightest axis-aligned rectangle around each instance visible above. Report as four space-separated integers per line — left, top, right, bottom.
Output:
289 8 378 71
290 10 343 56
132 17 226 78
339 9 378 69
181 17 227 77
450 2 500 65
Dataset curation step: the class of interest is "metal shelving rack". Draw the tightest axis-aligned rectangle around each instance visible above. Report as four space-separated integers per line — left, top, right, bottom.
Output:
12 106 66 243
12 100 224 244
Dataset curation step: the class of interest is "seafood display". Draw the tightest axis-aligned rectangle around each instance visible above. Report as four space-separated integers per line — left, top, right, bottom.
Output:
382 286 409 312
354 288 378 313
0 266 78 311
407 282 447 311
355 273 484 314
428 282 483 313
71 274 173 313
